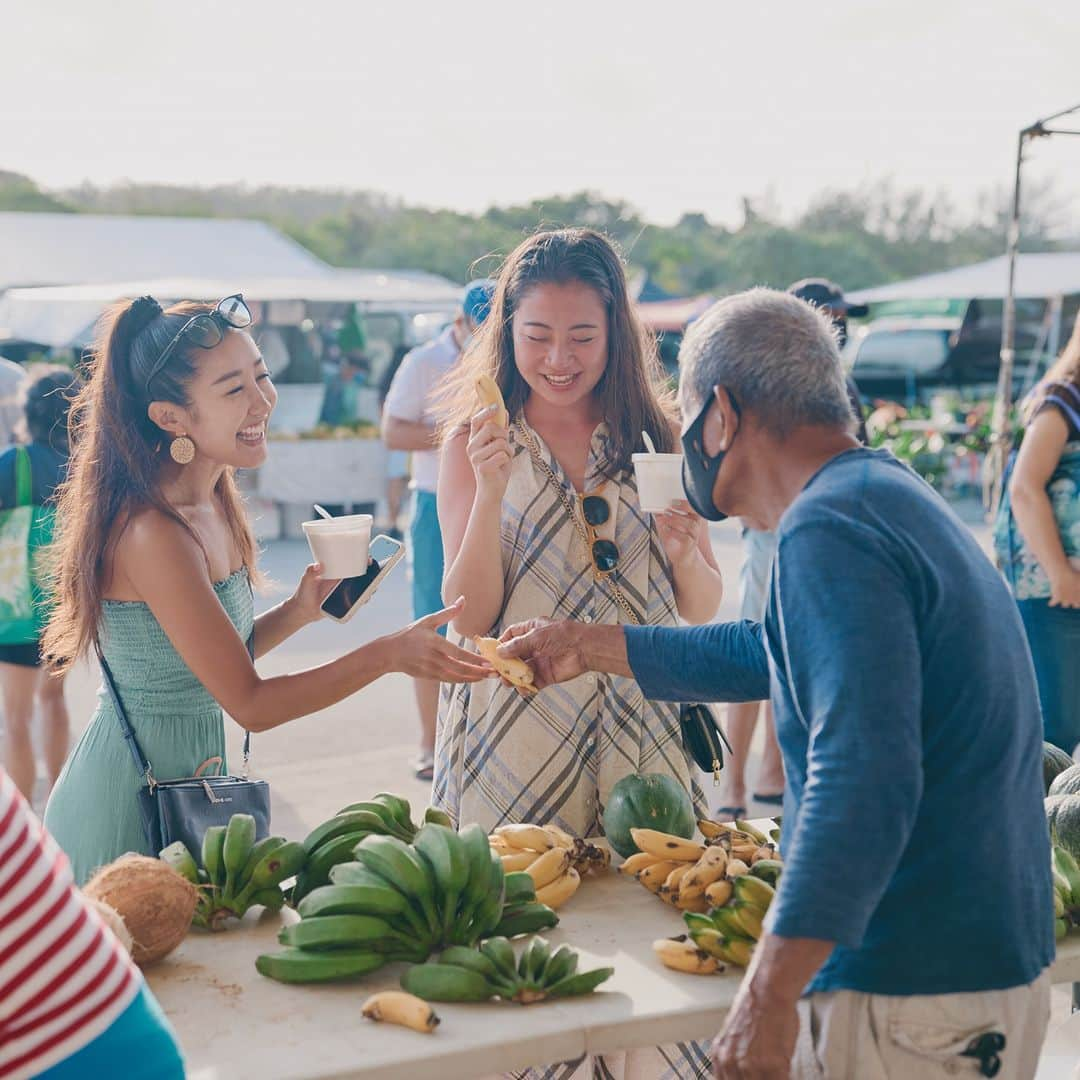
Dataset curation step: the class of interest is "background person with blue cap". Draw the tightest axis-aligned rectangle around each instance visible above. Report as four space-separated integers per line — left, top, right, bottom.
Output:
382 279 495 779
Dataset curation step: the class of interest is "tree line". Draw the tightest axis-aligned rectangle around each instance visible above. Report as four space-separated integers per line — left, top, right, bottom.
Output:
1 169 1072 296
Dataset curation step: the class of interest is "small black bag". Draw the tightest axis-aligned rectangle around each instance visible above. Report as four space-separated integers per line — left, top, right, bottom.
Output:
97 631 270 857
679 702 733 785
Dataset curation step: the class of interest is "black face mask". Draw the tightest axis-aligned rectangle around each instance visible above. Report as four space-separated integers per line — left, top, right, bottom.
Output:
680 390 739 522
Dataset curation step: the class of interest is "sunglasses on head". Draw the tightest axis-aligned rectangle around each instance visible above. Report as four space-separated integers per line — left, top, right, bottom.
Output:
579 493 619 575
144 294 252 393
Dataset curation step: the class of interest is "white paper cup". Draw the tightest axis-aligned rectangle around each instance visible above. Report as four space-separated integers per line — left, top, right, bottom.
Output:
301 514 373 578
632 453 685 513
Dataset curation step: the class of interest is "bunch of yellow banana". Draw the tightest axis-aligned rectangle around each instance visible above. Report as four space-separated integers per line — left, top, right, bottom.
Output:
488 824 609 910
697 818 781 866
620 822 783 914
682 873 777 968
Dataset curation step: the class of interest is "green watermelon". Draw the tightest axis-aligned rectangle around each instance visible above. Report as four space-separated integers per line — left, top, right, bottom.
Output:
1046 793 1080 864
1049 765 1080 798
602 773 694 859
1043 743 1074 795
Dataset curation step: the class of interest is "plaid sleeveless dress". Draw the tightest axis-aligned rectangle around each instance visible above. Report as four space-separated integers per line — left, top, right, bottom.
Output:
434 417 703 835
434 421 712 1078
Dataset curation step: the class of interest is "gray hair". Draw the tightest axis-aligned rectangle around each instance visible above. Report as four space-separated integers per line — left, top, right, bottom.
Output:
678 288 853 436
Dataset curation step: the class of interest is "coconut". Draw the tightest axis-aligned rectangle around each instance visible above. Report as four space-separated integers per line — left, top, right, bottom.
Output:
83 854 198 966
83 896 135 955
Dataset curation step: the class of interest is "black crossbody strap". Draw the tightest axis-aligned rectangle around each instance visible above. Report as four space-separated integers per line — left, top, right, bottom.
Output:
98 626 256 783
96 643 152 780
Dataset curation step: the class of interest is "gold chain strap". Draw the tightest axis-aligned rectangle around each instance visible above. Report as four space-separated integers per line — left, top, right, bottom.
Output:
514 418 642 626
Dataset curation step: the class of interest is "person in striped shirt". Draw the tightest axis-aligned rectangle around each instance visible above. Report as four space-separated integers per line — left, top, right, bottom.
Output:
0 768 183 1079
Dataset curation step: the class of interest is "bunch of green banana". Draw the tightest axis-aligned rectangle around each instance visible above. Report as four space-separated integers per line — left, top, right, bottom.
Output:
681 873 776 967
291 794 447 904
1053 845 1080 939
400 938 613 1005
159 814 305 931
256 822 560 983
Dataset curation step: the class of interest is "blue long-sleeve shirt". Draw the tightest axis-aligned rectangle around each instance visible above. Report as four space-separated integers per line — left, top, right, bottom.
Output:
626 448 1054 996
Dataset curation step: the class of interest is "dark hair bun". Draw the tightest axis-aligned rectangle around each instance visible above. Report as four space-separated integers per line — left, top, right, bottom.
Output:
127 295 163 336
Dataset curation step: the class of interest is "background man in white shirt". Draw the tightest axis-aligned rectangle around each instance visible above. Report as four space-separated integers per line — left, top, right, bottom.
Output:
382 279 495 779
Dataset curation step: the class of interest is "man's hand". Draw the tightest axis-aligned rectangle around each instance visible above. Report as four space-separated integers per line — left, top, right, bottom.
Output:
711 988 799 1079
497 619 589 689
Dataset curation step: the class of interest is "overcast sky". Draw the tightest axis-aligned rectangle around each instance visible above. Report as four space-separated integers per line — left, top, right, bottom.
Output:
4 0 1079 226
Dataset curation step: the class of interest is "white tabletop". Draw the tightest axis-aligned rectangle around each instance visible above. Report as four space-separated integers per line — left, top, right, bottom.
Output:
147 842 1080 1080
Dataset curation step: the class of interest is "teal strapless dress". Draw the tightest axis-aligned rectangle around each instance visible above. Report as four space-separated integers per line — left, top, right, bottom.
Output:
44 570 254 884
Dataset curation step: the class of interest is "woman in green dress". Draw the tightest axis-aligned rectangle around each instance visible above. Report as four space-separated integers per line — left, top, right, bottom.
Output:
42 294 491 884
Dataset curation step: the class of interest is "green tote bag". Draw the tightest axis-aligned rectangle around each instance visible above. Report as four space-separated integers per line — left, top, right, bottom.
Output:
0 447 57 645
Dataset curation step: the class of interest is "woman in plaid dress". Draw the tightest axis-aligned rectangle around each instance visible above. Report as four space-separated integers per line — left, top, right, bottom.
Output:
433 231 723 1078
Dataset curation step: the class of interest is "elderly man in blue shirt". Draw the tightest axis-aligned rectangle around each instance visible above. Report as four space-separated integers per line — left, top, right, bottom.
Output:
499 288 1053 1079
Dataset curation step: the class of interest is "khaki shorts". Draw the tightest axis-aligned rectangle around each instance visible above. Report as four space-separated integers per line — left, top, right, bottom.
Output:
792 972 1051 1079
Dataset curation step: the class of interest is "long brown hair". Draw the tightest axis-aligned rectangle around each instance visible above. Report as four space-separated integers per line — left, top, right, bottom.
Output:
437 228 675 471
43 298 258 671
1025 309 1080 421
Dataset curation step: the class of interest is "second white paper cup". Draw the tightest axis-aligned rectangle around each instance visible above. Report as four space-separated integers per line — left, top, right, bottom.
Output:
632 453 685 513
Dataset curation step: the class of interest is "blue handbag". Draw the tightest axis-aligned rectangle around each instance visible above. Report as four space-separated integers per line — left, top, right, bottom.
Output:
96 631 270 857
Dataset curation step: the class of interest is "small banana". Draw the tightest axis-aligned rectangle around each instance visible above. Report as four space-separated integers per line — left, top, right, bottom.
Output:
751 844 778 864
652 936 720 975
705 879 734 907
748 859 783 887
619 851 663 875
542 824 576 850
674 893 710 913
734 819 770 845
1055 889 1067 919
500 850 539 873
730 900 765 940
678 846 728 902
661 863 695 896
362 991 441 1032
494 824 555 853
726 858 751 879
733 874 776 911
710 905 757 943
630 828 705 862
721 937 754 967
638 859 683 894
489 835 513 854
535 867 581 910
697 819 725 840
526 847 572 890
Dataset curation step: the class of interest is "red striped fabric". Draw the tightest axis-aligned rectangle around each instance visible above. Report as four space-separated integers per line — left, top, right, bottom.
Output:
0 772 139 1080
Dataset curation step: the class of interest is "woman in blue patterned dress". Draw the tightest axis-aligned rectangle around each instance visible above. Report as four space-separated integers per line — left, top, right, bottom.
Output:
996 311 1080 752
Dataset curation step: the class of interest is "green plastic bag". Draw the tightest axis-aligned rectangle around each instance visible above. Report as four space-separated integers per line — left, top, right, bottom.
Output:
0 448 57 645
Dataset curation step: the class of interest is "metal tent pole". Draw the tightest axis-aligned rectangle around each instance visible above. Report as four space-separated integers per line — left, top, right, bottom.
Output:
987 103 1080 514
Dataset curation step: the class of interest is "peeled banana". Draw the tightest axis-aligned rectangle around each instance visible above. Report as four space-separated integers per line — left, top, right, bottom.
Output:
475 638 536 693
475 373 509 428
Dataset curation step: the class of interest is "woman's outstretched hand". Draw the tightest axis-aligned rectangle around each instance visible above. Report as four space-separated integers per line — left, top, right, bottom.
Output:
390 598 495 683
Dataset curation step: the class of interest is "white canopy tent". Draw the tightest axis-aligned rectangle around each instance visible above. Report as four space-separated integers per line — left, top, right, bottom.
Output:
0 271 463 348
847 252 1080 304
0 212 333 293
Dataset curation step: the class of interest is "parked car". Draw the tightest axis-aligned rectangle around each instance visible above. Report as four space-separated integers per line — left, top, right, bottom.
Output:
844 306 1045 400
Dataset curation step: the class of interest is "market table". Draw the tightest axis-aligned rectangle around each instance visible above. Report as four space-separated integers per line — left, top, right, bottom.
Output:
147 845 1080 1080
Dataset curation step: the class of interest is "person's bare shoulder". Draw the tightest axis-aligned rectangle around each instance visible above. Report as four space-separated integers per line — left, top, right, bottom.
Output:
111 507 204 586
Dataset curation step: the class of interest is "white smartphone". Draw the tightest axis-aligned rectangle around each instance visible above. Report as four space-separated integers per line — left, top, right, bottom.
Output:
319 534 405 624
